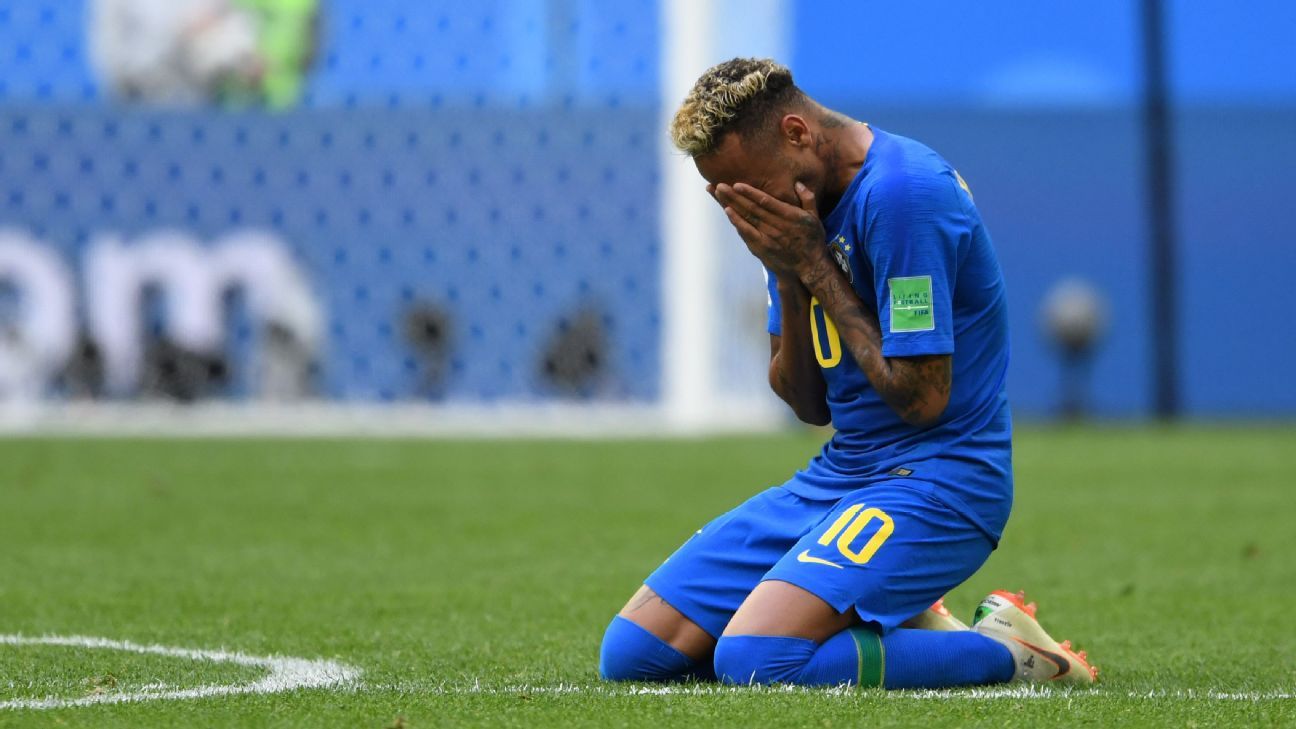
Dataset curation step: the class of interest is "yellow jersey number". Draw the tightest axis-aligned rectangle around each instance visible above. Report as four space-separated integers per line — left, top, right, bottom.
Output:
809 297 842 368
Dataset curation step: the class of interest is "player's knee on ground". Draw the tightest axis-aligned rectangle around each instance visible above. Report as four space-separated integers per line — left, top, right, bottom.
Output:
713 634 818 685
599 615 700 682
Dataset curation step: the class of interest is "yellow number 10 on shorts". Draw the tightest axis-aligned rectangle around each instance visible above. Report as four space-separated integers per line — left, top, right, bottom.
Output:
818 504 895 564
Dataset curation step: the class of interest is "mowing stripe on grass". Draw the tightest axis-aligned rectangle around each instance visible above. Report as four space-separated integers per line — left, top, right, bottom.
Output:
0 634 360 711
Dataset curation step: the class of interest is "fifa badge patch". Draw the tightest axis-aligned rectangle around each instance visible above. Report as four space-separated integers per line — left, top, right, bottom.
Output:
829 234 853 283
888 276 935 332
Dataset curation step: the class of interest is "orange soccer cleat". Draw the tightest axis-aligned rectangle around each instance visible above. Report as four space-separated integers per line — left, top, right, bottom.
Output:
971 589 1099 686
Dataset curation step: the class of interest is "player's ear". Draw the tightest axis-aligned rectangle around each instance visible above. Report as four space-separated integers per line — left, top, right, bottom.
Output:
779 114 811 148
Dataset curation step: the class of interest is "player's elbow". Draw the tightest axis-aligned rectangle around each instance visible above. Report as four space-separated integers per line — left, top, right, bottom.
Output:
886 355 952 427
774 386 831 426
897 390 949 428
769 374 830 426
793 405 832 427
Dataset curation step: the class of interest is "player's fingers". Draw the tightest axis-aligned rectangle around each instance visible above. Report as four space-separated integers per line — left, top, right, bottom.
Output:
713 183 748 211
723 206 765 246
733 182 799 218
715 184 776 226
706 183 717 200
794 181 818 217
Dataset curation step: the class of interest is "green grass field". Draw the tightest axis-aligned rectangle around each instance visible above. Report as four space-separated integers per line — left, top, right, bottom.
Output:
1 425 1294 727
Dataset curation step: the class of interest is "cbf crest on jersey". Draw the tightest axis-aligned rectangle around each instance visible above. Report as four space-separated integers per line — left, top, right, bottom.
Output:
830 234 854 283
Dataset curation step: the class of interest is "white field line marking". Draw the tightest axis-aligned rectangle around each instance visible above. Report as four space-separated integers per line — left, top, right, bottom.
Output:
0 634 361 711
415 682 1295 702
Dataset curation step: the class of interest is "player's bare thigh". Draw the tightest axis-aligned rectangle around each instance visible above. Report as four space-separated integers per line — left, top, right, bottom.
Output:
618 585 716 660
723 580 856 641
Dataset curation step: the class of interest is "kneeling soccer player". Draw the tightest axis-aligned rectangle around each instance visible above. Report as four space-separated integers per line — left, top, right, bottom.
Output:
599 58 1097 689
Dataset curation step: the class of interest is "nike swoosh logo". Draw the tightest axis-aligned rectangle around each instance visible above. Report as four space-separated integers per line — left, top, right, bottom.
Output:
795 550 843 569
1013 638 1071 679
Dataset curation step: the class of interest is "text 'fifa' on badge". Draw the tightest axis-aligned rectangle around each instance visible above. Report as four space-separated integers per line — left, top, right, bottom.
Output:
888 276 935 332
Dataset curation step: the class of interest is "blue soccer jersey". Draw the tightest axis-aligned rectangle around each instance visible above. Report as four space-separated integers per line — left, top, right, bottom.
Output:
765 127 1013 542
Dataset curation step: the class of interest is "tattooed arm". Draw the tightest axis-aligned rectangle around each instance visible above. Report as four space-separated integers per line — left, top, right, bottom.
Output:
715 180 951 427
798 258 951 426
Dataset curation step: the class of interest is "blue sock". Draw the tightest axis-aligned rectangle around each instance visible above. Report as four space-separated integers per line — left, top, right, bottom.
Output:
599 615 714 682
880 628 1015 689
714 628 1014 688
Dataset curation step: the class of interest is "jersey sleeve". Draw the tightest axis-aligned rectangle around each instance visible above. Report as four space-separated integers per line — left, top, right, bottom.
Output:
861 170 965 357
764 266 782 336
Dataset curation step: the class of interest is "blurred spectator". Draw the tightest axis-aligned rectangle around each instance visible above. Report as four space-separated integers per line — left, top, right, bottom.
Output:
89 0 317 108
403 303 455 401
139 333 229 402
539 306 610 399
232 0 319 108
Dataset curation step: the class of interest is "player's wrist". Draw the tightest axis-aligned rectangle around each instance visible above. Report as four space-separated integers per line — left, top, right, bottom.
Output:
775 274 811 299
794 249 839 293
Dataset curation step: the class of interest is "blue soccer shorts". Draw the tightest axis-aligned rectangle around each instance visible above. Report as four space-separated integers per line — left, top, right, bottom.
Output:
643 479 995 639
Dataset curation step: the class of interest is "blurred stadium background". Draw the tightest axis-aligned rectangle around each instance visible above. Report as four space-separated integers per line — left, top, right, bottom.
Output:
2 2 1295 724
0 0 1292 432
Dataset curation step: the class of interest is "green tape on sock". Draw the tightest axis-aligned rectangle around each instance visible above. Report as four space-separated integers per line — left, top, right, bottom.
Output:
848 627 884 688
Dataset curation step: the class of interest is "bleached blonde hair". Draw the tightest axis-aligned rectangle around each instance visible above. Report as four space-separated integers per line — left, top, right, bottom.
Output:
669 58 800 157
